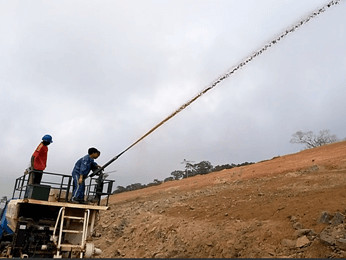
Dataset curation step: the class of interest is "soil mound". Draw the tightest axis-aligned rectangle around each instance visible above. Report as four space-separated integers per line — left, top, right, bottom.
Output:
94 141 346 258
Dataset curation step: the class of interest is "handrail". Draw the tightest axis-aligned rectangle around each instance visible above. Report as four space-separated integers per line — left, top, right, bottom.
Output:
11 171 114 206
52 207 65 245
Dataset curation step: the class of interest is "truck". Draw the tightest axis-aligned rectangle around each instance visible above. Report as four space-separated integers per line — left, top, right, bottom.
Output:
0 170 114 258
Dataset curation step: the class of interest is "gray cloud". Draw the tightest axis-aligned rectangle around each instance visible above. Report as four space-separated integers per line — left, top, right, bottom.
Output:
1 0 345 197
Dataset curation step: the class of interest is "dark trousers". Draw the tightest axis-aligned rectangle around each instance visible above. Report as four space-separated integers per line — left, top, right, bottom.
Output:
29 170 43 185
72 173 85 201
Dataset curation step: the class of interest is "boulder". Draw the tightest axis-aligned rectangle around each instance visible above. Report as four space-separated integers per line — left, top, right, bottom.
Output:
292 222 303 230
281 239 296 248
319 226 335 245
319 211 331 224
296 236 311 248
294 228 314 238
330 212 345 226
336 238 346 250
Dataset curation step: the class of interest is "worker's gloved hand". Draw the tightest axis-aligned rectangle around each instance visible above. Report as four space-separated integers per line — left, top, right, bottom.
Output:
24 167 32 175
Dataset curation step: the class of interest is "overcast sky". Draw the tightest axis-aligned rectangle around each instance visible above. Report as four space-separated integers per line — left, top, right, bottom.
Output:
0 0 345 198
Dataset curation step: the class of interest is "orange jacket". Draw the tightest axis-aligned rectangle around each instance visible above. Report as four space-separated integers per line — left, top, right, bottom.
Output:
32 143 48 171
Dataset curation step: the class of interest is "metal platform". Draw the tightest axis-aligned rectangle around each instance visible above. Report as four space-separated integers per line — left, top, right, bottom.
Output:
16 198 109 211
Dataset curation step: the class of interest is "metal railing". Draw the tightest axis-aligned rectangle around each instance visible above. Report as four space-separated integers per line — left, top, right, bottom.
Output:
85 175 114 206
12 171 114 206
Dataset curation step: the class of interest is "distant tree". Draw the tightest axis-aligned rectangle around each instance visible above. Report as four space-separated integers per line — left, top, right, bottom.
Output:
171 170 184 180
1 196 7 203
164 177 174 182
183 163 195 178
181 159 195 178
238 162 254 167
213 164 235 172
153 179 162 185
113 186 126 194
126 183 144 191
193 161 213 175
147 179 162 187
290 129 338 149
0 196 7 213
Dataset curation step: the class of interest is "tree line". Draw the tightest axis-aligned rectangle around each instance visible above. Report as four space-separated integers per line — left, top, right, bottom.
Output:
113 160 254 194
113 129 342 194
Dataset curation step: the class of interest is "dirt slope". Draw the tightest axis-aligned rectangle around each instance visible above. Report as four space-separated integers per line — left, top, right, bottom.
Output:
93 141 346 258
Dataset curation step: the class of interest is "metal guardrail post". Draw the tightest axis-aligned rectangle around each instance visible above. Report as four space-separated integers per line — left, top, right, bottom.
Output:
66 177 72 202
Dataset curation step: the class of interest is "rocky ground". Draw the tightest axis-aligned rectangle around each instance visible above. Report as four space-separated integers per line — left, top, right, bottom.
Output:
93 141 346 258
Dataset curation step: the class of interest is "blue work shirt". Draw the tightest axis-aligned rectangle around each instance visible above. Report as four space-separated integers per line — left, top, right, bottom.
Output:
72 154 98 178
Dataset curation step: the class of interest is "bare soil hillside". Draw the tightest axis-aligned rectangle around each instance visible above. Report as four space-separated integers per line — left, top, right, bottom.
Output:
93 141 346 258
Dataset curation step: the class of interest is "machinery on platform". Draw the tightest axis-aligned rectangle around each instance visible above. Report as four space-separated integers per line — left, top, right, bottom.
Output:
0 171 114 258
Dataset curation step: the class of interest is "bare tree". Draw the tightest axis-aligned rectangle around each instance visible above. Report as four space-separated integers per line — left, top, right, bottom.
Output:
0 196 7 212
290 129 338 149
181 159 195 178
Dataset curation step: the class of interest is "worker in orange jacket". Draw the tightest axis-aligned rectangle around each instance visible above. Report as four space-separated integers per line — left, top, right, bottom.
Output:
28 135 53 185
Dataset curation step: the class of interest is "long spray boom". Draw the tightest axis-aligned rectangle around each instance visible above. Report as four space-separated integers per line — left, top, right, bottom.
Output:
89 0 341 179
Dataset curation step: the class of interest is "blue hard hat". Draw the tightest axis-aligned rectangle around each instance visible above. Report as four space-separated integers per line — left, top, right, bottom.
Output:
42 134 53 143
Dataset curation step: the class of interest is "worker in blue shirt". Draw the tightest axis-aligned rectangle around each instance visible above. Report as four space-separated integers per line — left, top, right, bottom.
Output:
71 147 101 203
